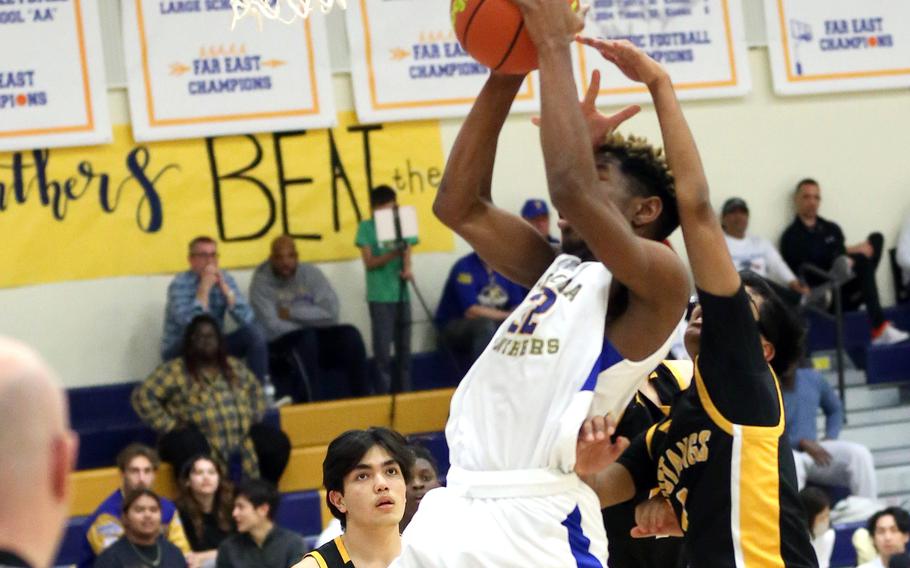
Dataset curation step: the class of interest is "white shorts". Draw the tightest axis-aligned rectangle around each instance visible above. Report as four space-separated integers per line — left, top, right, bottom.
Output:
391 467 607 568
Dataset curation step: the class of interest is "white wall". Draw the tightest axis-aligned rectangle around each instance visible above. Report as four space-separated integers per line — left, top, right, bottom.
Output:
2 48 909 388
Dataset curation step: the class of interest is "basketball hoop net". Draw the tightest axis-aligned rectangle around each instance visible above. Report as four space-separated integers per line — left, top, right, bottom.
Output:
229 0 345 28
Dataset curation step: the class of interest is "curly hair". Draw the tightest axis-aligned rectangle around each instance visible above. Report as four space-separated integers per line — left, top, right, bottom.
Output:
596 132 678 241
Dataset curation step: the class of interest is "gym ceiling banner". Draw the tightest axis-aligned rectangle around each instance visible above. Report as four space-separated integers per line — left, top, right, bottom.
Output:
344 0 540 123
0 113 453 289
0 0 111 152
573 0 751 104
764 0 910 95
121 0 336 141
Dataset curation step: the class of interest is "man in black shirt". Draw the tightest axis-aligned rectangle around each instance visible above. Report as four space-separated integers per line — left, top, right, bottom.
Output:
216 479 304 568
94 489 187 568
780 178 908 345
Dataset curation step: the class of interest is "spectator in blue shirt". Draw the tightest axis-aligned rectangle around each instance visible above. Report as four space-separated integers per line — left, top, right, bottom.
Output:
162 236 268 379
435 252 526 370
520 198 559 245
782 367 878 499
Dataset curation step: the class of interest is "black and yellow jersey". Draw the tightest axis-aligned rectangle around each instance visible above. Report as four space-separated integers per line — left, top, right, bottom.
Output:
618 286 816 568
604 360 691 568
302 537 354 568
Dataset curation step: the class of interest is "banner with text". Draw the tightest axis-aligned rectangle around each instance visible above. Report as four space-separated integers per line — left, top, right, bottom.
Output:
122 0 336 141
345 0 538 123
574 0 750 104
0 113 452 288
0 0 111 152
764 0 910 95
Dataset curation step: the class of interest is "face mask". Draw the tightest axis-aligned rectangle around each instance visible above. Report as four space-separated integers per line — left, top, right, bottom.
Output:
812 520 830 539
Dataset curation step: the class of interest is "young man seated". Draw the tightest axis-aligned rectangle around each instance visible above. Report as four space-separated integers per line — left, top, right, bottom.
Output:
93 489 188 568
858 508 910 568
216 479 304 568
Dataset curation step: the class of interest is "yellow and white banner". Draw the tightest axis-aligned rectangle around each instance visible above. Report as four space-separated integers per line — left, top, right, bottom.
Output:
764 0 910 95
345 0 538 123
121 0 336 141
0 113 453 289
0 0 110 152
574 0 750 103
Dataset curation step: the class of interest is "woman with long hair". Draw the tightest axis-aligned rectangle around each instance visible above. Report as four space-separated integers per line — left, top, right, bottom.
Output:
176 455 235 567
132 314 290 484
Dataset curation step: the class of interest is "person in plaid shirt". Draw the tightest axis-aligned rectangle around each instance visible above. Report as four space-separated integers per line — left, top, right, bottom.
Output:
134 314 290 484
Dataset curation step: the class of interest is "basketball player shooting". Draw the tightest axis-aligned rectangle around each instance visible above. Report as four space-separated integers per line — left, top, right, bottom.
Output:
391 0 689 565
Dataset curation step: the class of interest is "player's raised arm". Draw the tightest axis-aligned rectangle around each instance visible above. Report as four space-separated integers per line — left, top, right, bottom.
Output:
578 37 740 296
434 74 556 289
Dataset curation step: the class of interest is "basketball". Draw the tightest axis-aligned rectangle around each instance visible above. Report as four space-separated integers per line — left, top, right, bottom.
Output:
452 0 578 75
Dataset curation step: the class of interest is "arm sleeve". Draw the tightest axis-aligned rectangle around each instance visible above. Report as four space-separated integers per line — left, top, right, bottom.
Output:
86 515 123 555
223 273 254 325
249 272 299 339
763 239 798 285
354 221 371 247
238 360 266 422
818 375 844 440
215 543 230 568
616 430 659 496
696 286 781 427
831 223 847 257
167 515 192 554
167 278 206 327
289 266 338 325
131 366 180 433
897 216 910 275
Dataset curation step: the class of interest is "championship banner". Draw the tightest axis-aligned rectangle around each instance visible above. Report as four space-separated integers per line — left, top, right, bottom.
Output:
574 0 750 104
0 113 452 289
121 0 336 142
345 0 538 123
764 0 910 95
0 0 111 152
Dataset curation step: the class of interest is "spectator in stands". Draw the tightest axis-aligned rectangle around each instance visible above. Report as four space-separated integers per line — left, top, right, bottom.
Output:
162 236 268 379
355 186 418 393
82 444 189 568
296 427 413 568
216 479 304 568
176 455 235 568
782 366 878 499
721 197 809 307
133 315 291 484
435 251 526 369
400 445 442 533
780 179 909 346
897 213 910 294
858 507 910 568
798 487 835 568
520 198 559 244
250 235 368 400
0 338 77 568
94 489 188 568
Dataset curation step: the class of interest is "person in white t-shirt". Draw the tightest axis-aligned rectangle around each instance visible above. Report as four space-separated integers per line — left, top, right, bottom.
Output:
721 197 809 307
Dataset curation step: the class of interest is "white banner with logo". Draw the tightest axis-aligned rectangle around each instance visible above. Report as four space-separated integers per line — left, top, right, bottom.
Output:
122 0 336 141
574 0 751 104
345 0 538 123
764 0 910 95
0 0 110 152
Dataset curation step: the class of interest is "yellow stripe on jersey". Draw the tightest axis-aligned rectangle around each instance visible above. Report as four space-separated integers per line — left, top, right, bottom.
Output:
336 537 352 563
734 428 785 568
308 551 329 568
661 360 693 390
692 356 784 436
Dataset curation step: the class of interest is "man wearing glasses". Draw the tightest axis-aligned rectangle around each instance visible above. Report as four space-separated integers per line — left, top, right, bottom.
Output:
161 236 268 379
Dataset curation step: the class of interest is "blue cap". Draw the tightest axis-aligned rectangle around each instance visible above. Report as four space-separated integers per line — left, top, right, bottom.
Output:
521 199 550 219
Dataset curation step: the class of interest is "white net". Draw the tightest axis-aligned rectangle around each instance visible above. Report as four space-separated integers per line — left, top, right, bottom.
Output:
230 0 346 28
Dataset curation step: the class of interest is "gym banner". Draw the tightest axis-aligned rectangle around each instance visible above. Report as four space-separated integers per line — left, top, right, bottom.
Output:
0 113 453 289
0 0 111 152
574 0 751 104
764 0 910 95
345 0 538 123
121 0 336 142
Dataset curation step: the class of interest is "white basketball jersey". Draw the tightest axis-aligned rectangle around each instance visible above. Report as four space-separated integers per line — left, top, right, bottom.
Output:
446 254 675 473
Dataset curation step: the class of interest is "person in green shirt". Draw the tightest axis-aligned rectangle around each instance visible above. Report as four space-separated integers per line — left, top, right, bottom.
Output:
355 186 419 393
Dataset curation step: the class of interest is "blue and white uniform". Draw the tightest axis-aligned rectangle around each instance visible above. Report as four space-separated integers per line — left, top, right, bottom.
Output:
394 255 675 567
